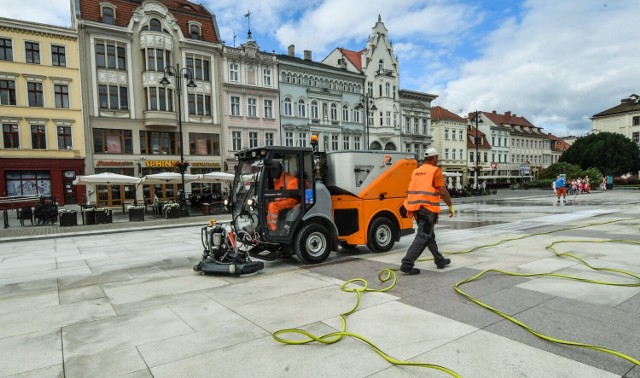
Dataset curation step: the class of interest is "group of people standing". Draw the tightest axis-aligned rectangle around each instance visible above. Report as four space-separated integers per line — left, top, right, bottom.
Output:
567 176 592 195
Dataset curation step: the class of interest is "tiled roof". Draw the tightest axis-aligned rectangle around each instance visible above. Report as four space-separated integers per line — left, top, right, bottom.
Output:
467 126 490 149
76 0 220 43
432 106 466 122
592 94 640 117
338 47 364 72
547 133 571 152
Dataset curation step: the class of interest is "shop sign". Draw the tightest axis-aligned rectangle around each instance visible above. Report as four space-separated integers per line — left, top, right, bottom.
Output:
145 160 178 168
190 162 221 167
96 161 134 166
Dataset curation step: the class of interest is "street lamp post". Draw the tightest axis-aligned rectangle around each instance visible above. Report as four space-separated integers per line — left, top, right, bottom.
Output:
470 110 483 191
355 94 377 149
160 64 197 217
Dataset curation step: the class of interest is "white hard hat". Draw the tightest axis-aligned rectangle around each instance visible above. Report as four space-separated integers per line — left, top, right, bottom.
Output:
424 148 439 157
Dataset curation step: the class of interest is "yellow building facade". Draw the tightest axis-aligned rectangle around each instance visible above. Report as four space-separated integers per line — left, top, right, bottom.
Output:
0 17 85 204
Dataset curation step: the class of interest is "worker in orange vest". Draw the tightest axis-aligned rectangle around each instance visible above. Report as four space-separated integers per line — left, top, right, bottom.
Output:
400 148 455 274
266 164 300 231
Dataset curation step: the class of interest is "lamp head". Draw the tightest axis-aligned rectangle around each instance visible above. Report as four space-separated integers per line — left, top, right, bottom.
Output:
160 76 171 86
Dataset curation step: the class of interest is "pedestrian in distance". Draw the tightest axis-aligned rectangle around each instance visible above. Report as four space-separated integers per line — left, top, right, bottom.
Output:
552 180 557 195
400 148 455 275
601 177 607 191
555 175 567 205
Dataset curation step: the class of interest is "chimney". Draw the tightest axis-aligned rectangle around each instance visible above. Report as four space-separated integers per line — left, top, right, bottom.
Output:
492 110 497 114
505 111 511 117
288 45 295 57
304 50 312 61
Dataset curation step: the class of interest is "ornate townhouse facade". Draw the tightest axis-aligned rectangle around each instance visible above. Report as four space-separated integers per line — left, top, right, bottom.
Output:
71 0 223 206
221 35 279 172
0 17 84 204
323 16 402 151
592 93 640 146
277 47 366 151
470 110 550 184
399 90 436 158
430 106 468 184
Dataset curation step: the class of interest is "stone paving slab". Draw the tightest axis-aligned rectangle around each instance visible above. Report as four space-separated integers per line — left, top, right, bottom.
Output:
0 190 639 377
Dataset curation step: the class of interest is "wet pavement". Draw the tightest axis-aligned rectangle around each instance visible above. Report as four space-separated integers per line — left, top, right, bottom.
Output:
0 188 639 377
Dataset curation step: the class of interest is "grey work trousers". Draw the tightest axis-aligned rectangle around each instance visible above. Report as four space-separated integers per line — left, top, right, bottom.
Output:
401 208 446 269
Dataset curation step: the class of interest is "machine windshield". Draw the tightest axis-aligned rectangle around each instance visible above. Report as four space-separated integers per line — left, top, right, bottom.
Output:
231 158 264 234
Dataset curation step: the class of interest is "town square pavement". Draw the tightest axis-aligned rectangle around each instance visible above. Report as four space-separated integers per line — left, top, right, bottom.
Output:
0 188 639 377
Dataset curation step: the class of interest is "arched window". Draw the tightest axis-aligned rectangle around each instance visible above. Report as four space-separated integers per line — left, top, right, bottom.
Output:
370 141 382 150
378 59 384 71
150 18 162 32
311 101 319 119
330 103 338 120
385 83 391 97
102 6 115 25
384 142 397 151
342 105 349 122
298 99 306 118
283 98 292 116
189 24 201 40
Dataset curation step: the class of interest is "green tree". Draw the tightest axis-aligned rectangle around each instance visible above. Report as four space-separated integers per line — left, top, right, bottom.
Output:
559 132 640 176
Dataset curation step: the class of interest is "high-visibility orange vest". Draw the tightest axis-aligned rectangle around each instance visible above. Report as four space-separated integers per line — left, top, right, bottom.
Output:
404 164 441 213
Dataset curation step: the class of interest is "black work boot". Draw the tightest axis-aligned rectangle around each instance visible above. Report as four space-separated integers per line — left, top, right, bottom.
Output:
436 258 451 269
400 266 420 275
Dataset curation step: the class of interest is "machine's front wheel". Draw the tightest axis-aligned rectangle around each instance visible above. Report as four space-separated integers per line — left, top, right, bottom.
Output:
367 217 396 253
295 223 331 264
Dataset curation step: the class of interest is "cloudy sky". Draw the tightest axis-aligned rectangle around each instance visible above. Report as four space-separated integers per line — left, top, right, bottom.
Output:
3 0 639 137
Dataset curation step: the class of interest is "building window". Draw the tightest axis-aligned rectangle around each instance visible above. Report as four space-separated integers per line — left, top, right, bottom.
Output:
263 68 272 86
229 63 239 82
297 99 306 118
102 6 115 24
331 135 339 150
311 101 319 119
248 98 257 117
444 128 449 140
54 84 69 108
264 99 273 118
248 131 258 148
386 111 391 126
95 41 126 70
186 55 209 81
144 48 170 72
145 87 172 111
0 38 13 61
27 82 44 107
57 126 72 150
264 133 275 146
188 94 211 116
51 45 66 67
30 125 46 149
93 128 133 154
367 82 373 96
99 85 128 110
0 79 16 105
232 131 242 150
283 98 292 116
342 105 349 122
230 96 240 116
633 116 640 126
354 136 361 150
189 24 201 40
149 18 162 32
25 42 40 64
298 132 307 147
189 133 220 155
343 135 349 150
3 124 19 148
330 103 337 120
5 171 51 196
285 131 294 147
385 83 390 97
632 132 639 143
139 131 178 155
444 148 449 160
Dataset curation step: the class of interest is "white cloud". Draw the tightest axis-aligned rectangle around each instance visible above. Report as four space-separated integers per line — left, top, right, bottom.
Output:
1 0 71 27
435 0 640 136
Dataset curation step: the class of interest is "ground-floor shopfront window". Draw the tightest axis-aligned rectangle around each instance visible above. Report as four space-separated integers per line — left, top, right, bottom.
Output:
94 168 135 207
5 171 51 197
141 167 179 204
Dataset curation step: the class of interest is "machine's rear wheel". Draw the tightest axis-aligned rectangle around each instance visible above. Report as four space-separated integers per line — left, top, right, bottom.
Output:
295 223 331 264
367 217 396 253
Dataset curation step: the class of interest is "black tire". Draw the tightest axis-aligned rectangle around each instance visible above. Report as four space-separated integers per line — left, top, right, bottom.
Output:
294 223 331 264
367 217 396 253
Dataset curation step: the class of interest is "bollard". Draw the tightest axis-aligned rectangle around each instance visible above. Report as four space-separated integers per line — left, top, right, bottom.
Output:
3 209 8 229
